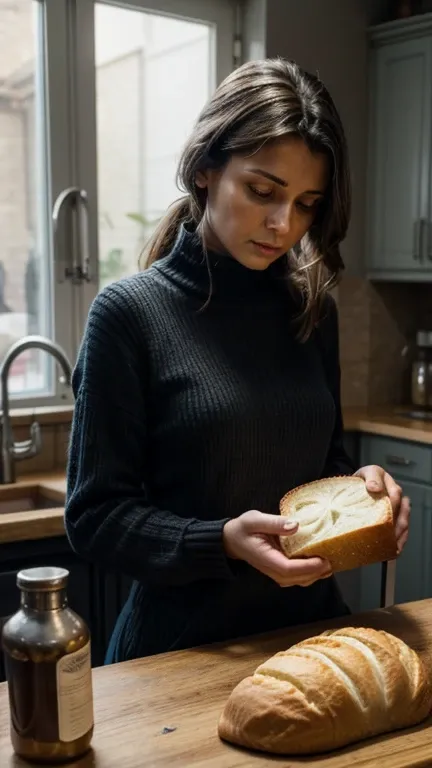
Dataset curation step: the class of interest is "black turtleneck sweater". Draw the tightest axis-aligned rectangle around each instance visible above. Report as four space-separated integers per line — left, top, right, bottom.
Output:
65 225 355 663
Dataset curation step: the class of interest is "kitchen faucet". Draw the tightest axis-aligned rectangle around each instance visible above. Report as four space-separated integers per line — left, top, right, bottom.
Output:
0 335 72 484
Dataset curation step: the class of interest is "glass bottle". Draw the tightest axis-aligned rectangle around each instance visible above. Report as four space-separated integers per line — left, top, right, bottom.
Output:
1 566 94 763
411 330 432 409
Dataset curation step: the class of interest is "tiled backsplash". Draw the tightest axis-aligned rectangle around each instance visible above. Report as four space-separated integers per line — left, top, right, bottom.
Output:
338 277 432 408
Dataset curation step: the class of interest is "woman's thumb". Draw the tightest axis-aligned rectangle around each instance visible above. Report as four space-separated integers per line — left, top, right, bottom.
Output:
245 511 298 535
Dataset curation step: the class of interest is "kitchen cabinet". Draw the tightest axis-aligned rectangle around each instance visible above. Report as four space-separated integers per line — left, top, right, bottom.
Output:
0 536 134 681
360 479 432 610
0 538 102 681
359 434 432 610
367 14 432 280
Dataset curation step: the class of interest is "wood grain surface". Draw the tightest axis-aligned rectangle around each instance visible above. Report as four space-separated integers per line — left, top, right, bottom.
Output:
1 599 432 767
0 472 66 543
343 407 432 444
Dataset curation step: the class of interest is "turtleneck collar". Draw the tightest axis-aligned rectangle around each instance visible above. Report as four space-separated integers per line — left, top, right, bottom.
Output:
153 223 292 302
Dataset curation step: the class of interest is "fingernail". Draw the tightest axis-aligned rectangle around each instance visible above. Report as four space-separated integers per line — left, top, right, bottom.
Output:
283 521 298 531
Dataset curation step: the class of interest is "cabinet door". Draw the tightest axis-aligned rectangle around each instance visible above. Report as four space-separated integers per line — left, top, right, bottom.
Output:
360 479 432 610
368 36 432 275
0 548 96 682
0 571 22 682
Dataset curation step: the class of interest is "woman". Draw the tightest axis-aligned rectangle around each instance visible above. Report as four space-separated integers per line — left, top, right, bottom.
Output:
65 58 410 664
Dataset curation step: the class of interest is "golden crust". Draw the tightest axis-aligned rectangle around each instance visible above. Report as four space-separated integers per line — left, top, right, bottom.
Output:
279 476 397 572
218 627 432 755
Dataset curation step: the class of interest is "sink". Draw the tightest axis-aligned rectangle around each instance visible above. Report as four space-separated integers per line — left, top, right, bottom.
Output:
0 485 63 514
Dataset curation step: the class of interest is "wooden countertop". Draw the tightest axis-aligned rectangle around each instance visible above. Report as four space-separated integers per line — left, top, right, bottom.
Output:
1 599 432 767
0 472 66 544
343 407 432 445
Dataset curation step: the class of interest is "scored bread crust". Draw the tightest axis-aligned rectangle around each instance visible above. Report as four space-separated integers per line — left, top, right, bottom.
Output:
279 476 397 573
218 627 432 755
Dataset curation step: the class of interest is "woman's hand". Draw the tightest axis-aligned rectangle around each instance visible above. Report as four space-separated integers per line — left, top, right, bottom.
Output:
354 465 410 555
222 510 332 588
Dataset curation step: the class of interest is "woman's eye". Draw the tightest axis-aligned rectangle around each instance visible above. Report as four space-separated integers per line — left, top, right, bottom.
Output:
248 184 273 199
297 200 320 212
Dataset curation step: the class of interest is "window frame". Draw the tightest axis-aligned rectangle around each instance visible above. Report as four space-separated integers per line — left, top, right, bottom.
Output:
6 0 236 411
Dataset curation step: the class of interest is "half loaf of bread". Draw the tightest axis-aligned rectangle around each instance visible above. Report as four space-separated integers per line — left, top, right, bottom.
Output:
218 627 432 755
279 475 397 572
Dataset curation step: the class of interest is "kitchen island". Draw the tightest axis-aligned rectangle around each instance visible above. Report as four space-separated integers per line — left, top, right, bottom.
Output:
1 599 432 768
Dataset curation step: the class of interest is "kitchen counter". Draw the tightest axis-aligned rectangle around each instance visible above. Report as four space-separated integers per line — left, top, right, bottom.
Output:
343 407 432 445
0 472 66 544
0 599 431 767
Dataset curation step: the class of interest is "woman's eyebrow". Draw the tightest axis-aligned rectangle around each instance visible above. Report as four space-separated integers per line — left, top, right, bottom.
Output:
248 168 324 195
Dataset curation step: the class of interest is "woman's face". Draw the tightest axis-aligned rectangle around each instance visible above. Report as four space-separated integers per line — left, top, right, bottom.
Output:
196 135 329 271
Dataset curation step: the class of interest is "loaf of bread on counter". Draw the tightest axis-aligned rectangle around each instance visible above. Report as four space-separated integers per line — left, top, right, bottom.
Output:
218 627 432 755
279 476 397 572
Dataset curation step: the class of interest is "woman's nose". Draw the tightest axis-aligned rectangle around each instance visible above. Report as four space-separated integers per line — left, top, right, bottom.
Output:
266 203 292 235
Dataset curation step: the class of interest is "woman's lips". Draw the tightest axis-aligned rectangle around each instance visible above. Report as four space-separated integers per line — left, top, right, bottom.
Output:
251 241 282 257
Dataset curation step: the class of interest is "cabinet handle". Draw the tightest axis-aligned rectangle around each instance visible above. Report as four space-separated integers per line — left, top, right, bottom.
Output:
385 454 415 467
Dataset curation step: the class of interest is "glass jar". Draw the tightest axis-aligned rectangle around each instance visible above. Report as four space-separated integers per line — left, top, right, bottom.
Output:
1 566 94 763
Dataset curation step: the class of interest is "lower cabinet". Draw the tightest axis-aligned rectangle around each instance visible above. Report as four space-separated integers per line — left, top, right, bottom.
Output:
0 537 132 682
337 431 432 614
359 434 432 611
360 479 432 611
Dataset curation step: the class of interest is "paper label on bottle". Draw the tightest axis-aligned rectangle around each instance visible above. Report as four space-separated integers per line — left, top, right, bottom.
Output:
56 642 94 743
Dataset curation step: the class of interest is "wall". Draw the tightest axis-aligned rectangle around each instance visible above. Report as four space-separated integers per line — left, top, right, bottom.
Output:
338 278 432 407
243 0 432 410
337 2 432 408
243 0 369 277
264 0 368 279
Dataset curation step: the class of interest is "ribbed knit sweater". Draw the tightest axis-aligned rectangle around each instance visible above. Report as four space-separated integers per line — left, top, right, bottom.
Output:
65 224 355 662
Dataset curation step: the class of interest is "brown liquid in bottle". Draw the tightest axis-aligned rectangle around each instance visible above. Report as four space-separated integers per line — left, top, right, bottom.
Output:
1 567 94 763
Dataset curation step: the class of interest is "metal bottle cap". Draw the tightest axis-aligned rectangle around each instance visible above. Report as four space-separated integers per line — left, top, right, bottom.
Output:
17 566 69 592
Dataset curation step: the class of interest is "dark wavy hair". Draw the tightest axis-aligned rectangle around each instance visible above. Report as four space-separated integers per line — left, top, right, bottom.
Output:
141 57 351 339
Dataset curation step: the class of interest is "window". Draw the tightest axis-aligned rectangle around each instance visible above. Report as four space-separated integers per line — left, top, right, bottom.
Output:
0 0 235 407
0 0 54 402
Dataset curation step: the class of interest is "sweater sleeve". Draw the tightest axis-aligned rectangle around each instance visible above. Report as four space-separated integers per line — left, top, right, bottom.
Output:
64 284 234 586
316 295 356 477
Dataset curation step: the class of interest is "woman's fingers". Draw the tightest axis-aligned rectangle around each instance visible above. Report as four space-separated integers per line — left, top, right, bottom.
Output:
223 509 333 588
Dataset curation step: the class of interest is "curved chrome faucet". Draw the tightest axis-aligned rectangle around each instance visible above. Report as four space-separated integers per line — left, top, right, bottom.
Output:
0 335 72 484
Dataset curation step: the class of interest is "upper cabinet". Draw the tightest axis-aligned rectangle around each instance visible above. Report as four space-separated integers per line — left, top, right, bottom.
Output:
367 15 432 280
